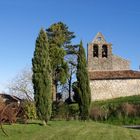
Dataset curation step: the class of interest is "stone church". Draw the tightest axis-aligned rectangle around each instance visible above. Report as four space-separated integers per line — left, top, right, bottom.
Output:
88 32 140 101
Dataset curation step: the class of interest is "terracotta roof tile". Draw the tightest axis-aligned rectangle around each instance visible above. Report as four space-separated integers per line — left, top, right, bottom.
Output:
88 70 140 80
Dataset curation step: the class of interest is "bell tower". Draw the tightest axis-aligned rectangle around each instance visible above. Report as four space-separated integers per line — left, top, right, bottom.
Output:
87 32 113 71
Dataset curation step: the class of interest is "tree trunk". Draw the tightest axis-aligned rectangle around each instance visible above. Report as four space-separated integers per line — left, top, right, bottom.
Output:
68 69 72 103
68 75 72 100
52 82 56 101
42 120 47 126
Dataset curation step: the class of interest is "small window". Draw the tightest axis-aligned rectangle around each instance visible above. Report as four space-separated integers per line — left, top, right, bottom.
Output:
97 37 101 41
93 44 98 57
102 45 108 58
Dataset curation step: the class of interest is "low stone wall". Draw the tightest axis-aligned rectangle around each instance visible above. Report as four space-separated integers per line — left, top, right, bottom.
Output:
90 79 140 101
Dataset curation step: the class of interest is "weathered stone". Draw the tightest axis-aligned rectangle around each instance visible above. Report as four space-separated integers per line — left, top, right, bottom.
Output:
88 32 140 101
90 79 140 101
87 32 130 71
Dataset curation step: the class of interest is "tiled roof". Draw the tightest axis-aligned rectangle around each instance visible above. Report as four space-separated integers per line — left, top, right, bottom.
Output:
0 93 21 103
89 70 140 80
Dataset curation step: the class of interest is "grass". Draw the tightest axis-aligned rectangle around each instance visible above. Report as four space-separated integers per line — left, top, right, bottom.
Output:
91 95 140 107
1 121 140 140
90 95 140 125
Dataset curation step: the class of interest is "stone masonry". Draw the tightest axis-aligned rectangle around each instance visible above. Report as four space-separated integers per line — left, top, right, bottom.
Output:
88 32 140 101
87 32 130 71
90 79 140 101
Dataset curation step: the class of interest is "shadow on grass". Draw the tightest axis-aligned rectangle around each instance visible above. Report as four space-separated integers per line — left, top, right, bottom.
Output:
17 119 52 127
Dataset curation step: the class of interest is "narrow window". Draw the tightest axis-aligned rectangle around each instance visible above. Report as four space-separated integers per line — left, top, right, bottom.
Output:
93 44 98 57
102 45 108 58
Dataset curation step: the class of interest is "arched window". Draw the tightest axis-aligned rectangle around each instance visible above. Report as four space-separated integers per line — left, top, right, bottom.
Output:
93 44 98 57
102 45 108 58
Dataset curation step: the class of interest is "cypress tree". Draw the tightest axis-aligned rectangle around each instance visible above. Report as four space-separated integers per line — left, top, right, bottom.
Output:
32 29 52 124
76 41 91 120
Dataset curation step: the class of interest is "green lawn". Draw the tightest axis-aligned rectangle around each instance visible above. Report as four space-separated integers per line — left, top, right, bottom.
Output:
1 121 140 140
91 95 140 107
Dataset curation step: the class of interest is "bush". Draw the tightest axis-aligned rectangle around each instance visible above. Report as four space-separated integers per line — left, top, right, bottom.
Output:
90 95 140 125
0 102 20 124
0 100 33 124
90 106 102 121
120 103 136 117
68 104 79 120
51 101 68 120
51 102 79 120
90 105 110 121
22 101 37 120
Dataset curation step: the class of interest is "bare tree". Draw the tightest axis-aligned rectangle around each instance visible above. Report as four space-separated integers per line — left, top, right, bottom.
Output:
60 54 77 102
7 67 33 101
67 60 77 101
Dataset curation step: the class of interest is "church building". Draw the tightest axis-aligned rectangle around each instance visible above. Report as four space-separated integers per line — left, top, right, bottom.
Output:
88 32 140 101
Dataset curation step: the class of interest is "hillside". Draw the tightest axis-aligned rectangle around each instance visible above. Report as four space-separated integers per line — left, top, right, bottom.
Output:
92 95 140 106
1 121 140 140
90 95 140 125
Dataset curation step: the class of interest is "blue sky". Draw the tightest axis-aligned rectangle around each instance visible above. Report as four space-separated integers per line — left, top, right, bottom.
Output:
0 0 140 92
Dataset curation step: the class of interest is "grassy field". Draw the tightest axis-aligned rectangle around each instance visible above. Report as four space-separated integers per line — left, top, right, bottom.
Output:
1 121 140 140
91 95 140 107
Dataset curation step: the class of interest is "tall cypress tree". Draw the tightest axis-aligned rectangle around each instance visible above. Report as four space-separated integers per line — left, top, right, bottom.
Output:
32 29 52 124
76 41 91 120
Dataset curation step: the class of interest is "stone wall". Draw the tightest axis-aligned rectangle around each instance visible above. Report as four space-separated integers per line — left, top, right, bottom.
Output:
87 32 130 71
88 43 113 71
112 55 130 70
90 79 140 101
88 42 130 71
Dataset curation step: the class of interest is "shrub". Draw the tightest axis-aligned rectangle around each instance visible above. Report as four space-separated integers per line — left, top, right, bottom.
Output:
134 104 140 116
22 101 37 120
90 106 102 121
90 95 140 125
90 105 110 121
0 102 19 124
52 102 79 120
51 101 68 120
68 104 79 120
120 103 136 117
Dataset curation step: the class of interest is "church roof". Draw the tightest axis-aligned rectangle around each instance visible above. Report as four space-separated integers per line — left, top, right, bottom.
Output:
89 70 140 80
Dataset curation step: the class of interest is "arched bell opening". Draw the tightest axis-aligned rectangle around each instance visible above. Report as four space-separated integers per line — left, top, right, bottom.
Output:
93 44 99 57
102 45 108 58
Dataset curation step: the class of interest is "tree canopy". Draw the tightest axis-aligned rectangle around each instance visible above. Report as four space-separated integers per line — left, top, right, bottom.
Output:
46 22 75 100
